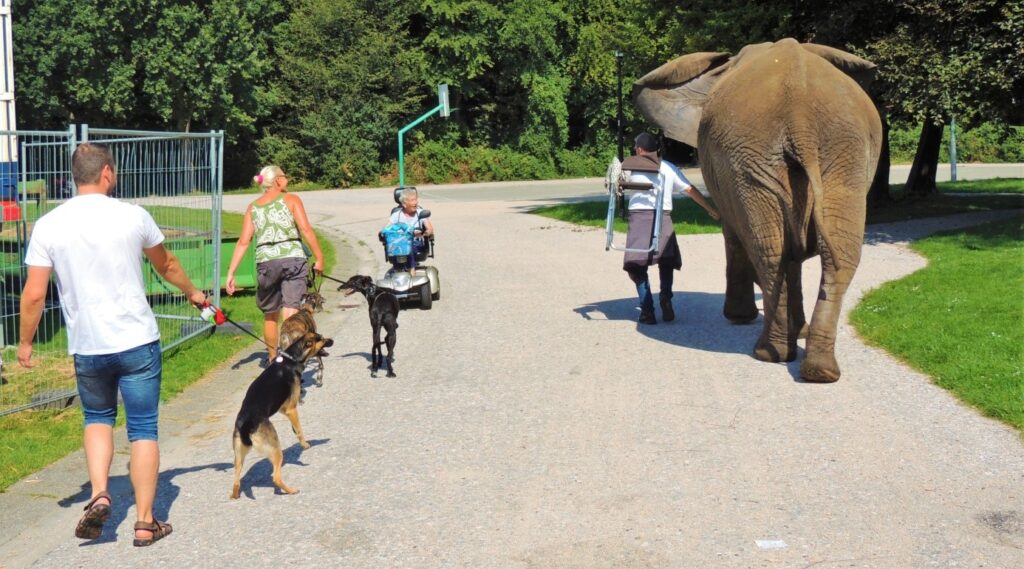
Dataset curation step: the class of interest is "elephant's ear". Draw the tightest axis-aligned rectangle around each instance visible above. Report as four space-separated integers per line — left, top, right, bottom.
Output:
633 52 731 147
800 43 877 93
634 52 731 89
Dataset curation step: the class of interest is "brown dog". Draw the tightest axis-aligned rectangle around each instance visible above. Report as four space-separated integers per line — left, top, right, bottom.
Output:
230 331 333 499
279 292 326 386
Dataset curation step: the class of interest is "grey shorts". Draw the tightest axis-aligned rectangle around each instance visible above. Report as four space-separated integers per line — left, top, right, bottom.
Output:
256 257 309 314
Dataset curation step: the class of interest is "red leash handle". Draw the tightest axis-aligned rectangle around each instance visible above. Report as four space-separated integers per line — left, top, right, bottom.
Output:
197 301 227 325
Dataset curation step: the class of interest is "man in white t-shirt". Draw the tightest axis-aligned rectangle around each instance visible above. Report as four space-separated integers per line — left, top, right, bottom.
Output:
18 143 206 546
622 133 719 324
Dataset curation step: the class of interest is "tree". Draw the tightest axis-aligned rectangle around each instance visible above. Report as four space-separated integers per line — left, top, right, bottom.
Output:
862 0 1023 196
421 0 571 162
264 0 426 186
14 0 142 127
14 0 282 141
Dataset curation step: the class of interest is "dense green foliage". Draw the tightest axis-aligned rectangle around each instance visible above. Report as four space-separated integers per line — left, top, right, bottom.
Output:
851 217 1024 431
12 1 1023 188
889 124 1024 163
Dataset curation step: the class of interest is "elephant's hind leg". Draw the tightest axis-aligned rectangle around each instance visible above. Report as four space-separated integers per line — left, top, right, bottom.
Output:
800 197 866 382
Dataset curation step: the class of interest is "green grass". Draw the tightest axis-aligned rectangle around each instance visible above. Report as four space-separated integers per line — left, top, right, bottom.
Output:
534 198 723 235
0 215 337 492
936 177 1024 194
533 180 1024 229
850 217 1024 432
867 183 1024 224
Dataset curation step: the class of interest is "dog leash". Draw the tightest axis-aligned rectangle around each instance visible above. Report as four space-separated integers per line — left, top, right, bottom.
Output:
317 273 350 286
197 303 293 361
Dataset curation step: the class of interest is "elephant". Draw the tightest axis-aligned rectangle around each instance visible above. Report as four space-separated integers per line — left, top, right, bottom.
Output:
633 38 882 382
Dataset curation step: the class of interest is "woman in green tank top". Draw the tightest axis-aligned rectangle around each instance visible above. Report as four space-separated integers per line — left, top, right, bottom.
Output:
225 166 325 360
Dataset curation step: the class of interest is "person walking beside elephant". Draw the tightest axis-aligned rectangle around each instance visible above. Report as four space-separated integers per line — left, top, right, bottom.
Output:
623 132 719 324
632 39 882 381
225 166 324 361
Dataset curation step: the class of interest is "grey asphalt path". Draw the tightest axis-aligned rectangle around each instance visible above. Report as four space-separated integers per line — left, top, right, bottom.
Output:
2 180 1023 568
404 162 1024 203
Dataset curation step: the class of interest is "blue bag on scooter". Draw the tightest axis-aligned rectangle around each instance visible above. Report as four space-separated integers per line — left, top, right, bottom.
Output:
381 223 414 257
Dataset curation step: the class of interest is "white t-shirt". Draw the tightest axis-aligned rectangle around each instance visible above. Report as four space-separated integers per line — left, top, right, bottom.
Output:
627 160 694 212
389 207 422 228
24 194 165 355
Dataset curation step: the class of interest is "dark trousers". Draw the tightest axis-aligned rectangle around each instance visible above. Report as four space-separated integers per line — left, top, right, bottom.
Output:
627 264 674 315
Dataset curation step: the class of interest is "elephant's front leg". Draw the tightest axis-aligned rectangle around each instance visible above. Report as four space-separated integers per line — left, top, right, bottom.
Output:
722 224 758 324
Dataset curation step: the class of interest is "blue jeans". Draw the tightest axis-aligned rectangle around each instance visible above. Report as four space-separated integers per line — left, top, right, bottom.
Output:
406 238 426 269
74 340 162 442
627 265 674 314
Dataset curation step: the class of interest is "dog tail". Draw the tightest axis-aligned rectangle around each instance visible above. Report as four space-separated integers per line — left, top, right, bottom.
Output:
235 418 254 447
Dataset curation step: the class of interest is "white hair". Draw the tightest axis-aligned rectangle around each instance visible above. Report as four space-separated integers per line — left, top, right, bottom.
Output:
399 187 418 205
254 165 285 189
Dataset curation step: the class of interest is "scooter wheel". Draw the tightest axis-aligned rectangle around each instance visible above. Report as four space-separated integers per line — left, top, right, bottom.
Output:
418 282 432 310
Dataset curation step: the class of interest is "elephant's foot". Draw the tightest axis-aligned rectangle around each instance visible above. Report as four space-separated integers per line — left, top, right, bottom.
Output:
753 339 797 363
800 351 840 383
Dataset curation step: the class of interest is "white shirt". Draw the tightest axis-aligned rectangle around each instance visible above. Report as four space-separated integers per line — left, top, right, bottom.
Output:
24 194 165 355
389 207 422 227
627 160 694 212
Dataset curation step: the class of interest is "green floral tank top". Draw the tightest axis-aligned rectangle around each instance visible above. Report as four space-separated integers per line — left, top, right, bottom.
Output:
252 196 305 263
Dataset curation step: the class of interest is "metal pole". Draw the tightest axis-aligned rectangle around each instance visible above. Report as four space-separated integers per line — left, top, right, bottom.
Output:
616 50 624 161
949 117 958 182
397 104 443 187
210 130 222 308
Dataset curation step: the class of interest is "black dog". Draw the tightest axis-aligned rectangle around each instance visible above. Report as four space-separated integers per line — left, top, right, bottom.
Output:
338 275 399 378
230 331 333 499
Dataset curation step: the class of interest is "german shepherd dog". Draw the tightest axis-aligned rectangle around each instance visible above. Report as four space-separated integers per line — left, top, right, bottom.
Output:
230 331 333 499
279 292 326 386
337 275 400 378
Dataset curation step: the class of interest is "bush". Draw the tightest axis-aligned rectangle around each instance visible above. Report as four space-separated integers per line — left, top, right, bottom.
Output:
556 147 607 178
255 134 313 181
889 122 1024 164
401 141 607 184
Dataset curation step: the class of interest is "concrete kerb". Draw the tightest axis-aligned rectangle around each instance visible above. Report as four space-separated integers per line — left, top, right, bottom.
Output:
0 229 373 569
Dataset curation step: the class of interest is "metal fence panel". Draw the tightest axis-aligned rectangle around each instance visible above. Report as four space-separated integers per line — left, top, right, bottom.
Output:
0 126 224 417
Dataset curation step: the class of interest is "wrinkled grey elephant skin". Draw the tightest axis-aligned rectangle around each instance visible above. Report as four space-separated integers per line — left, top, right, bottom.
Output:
633 38 883 382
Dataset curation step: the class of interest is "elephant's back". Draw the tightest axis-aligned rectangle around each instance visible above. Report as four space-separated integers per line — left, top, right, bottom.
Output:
699 41 881 166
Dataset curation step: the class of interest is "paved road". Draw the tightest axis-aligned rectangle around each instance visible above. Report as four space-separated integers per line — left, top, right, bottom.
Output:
406 162 1024 203
1 175 1022 568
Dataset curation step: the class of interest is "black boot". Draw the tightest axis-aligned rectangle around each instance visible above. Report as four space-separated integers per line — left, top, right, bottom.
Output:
660 298 675 322
638 310 657 325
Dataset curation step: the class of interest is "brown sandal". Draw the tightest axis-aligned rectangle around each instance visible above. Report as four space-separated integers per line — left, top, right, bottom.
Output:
74 491 112 540
133 519 173 547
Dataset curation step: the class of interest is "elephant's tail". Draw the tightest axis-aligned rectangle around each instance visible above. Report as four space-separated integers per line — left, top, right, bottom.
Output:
786 145 838 267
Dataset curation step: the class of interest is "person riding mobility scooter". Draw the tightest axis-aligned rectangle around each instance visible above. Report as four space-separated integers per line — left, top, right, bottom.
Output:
378 187 440 310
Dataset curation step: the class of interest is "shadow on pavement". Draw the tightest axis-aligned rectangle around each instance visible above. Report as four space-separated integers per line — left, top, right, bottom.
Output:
578 294 832 383
235 438 330 501
58 461 232 546
231 350 266 370
575 292 767 358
